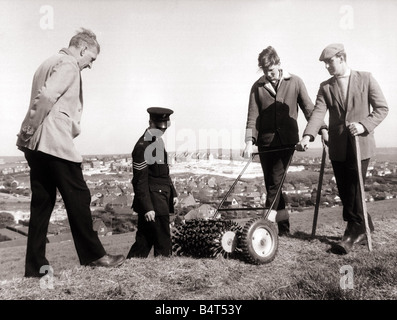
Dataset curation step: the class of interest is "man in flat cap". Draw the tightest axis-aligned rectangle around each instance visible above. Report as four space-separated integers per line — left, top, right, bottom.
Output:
296 44 388 254
127 107 178 258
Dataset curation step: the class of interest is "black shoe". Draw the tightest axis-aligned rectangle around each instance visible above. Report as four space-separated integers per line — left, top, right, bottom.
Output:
24 272 44 278
88 254 125 268
354 233 368 245
278 230 291 237
332 222 364 255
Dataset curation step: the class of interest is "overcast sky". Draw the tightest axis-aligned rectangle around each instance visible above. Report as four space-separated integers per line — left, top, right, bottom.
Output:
1 0 396 157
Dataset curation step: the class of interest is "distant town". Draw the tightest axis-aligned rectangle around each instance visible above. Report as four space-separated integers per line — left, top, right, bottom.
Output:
1 148 397 243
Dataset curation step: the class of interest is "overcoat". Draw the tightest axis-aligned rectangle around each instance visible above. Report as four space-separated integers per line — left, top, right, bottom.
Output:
16 48 84 163
303 70 388 161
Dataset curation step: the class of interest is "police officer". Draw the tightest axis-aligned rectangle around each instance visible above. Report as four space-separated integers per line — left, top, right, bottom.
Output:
127 107 178 258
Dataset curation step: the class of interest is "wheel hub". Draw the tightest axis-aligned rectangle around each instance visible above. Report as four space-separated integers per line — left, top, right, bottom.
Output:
221 231 238 253
251 227 273 257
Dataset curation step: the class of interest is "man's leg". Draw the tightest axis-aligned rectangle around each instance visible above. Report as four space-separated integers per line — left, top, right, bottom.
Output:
331 139 373 253
48 156 106 265
127 215 153 258
332 140 371 227
24 151 56 277
259 148 293 235
153 215 172 257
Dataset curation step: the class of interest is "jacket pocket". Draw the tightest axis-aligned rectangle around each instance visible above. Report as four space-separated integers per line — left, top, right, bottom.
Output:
55 111 81 138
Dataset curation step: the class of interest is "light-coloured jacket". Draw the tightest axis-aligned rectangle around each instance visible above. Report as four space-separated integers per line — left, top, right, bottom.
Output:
16 48 84 163
303 70 388 161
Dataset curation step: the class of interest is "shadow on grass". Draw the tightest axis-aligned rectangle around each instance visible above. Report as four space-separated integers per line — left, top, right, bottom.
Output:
290 230 340 245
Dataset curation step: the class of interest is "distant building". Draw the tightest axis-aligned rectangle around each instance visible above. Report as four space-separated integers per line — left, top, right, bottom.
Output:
179 194 198 208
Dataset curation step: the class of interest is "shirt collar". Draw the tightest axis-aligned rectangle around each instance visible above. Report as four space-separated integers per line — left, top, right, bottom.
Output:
59 47 73 56
258 69 291 85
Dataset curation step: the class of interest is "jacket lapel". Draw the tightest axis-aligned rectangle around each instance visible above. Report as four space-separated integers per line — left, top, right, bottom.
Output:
346 71 359 113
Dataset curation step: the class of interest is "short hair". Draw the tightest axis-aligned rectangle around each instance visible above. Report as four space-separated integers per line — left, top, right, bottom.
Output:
69 28 100 54
258 46 280 70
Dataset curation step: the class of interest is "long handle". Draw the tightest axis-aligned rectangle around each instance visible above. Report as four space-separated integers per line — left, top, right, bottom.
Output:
311 144 326 238
354 135 372 251
214 147 295 218
214 154 255 218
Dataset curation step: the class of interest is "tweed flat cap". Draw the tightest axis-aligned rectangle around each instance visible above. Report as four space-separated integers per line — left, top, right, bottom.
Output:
319 43 345 61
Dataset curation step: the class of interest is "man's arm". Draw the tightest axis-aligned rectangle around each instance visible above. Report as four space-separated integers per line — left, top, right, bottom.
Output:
359 73 389 133
19 60 78 141
31 61 78 123
297 77 328 133
132 143 155 217
296 85 329 151
243 85 259 158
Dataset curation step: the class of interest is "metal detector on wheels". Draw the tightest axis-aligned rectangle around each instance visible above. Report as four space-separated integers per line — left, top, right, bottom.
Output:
215 148 294 264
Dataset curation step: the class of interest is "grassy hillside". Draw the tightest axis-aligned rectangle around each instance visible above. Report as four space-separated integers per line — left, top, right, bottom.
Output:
1 199 397 302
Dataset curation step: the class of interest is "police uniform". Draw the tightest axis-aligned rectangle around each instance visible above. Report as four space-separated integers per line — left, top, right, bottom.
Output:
127 108 177 258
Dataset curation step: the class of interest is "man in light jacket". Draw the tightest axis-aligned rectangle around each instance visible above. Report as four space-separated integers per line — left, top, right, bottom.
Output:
296 44 388 254
17 28 125 277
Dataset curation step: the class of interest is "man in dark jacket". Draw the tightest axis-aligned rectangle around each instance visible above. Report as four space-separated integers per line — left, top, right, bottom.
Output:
243 46 327 236
127 107 178 258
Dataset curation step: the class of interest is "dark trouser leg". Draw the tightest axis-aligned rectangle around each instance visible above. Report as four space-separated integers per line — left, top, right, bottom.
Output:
331 138 371 230
259 147 294 234
127 215 153 258
49 156 106 265
24 151 56 277
127 215 171 258
153 215 171 257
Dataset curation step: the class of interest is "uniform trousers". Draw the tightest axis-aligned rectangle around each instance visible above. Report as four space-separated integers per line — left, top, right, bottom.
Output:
24 150 106 277
331 138 373 230
127 215 171 258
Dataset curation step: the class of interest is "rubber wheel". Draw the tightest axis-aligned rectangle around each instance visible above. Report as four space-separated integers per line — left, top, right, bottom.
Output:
240 217 279 264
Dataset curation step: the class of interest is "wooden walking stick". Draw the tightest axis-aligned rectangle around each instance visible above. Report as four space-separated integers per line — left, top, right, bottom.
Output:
354 135 373 251
311 143 327 238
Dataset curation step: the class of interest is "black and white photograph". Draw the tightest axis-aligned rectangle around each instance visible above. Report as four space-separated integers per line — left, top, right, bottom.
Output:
0 0 396 311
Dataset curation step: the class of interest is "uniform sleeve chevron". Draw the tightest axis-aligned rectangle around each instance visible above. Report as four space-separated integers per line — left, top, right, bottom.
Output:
133 161 147 170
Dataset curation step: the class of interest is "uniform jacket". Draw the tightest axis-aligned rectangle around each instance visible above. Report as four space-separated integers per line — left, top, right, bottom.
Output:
16 48 84 163
131 130 178 216
245 71 323 147
303 70 388 161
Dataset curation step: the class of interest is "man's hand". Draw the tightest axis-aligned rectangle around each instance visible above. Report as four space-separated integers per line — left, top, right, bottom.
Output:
321 129 329 146
243 141 253 159
144 210 156 222
296 135 311 152
348 122 365 136
173 197 179 206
